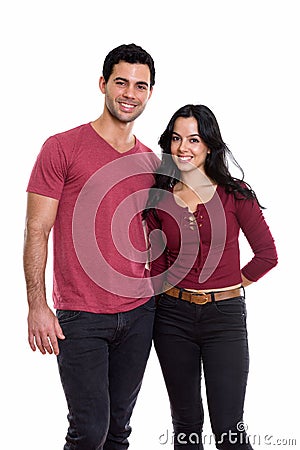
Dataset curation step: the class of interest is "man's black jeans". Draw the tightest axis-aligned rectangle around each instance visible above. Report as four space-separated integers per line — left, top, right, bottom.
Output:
154 292 253 450
56 296 155 450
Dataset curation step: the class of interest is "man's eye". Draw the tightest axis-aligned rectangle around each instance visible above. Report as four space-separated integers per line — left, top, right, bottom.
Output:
137 85 147 90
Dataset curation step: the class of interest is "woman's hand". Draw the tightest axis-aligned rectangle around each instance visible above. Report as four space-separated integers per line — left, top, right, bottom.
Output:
241 273 253 287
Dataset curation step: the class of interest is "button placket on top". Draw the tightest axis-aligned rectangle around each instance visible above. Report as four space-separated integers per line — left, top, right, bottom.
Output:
181 205 205 273
194 205 205 272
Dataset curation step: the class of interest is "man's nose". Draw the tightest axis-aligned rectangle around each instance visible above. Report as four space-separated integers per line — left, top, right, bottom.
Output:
123 84 135 98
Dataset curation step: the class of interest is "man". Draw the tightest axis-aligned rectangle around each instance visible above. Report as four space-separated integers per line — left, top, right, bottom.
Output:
24 43 157 450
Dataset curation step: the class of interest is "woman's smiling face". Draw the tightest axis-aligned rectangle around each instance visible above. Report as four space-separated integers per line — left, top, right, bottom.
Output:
171 116 210 174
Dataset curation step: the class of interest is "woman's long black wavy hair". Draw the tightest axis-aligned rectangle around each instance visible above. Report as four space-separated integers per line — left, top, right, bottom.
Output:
143 104 262 218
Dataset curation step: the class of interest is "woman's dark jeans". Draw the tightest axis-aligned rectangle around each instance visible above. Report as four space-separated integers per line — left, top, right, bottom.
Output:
154 292 253 450
56 297 155 450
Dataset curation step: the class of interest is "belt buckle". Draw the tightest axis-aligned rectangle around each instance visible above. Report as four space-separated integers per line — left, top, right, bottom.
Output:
191 292 209 305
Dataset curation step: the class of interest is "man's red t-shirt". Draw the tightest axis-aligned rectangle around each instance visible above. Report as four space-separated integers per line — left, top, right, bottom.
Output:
27 123 158 313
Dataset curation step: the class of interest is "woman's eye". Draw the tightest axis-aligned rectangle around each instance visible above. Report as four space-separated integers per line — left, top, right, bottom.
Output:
171 136 180 142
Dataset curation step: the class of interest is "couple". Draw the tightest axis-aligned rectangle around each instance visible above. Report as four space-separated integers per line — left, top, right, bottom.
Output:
24 44 277 450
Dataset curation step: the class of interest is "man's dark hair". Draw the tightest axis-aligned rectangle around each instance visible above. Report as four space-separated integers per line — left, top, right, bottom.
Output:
102 43 155 87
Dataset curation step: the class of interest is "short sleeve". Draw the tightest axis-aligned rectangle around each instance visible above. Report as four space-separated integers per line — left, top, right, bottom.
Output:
26 136 68 200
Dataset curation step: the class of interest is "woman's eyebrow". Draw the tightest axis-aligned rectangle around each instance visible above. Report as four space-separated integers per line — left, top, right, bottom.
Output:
172 131 200 138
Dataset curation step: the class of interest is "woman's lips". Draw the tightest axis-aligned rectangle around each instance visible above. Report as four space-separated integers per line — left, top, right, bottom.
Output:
177 156 193 162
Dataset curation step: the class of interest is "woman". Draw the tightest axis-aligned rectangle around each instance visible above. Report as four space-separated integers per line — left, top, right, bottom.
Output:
144 104 278 449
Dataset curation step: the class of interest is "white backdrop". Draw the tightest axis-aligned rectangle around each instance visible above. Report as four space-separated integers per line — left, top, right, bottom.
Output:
1 1 299 448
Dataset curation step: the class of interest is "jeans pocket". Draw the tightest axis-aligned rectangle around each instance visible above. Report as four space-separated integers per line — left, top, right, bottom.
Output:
158 293 179 308
213 297 246 317
56 310 82 323
141 296 157 312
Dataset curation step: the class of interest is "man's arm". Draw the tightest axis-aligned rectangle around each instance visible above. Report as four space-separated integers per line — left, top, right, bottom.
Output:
23 193 65 356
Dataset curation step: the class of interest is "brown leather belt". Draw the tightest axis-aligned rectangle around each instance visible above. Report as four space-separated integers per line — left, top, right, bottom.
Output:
163 283 243 305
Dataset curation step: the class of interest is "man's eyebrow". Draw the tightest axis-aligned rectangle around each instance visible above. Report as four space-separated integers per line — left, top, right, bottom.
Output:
113 77 128 83
136 81 149 87
113 77 149 87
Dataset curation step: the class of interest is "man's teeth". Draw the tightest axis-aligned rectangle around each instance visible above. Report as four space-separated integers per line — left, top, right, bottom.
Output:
120 103 135 109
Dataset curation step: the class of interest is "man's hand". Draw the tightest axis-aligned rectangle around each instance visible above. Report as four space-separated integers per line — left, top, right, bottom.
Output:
28 303 65 356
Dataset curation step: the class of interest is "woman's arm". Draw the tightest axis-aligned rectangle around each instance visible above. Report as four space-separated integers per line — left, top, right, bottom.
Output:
237 198 278 283
146 209 168 295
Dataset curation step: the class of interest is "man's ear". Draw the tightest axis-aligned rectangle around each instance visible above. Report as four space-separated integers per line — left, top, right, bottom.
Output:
149 86 154 100
99 76 106 94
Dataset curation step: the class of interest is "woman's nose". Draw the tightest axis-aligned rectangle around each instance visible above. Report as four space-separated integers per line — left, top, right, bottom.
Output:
178 140 188 153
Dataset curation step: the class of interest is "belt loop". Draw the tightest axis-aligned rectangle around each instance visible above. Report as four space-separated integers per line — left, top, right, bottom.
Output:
211 292 215 303
178 288 183 300
241 285 246 299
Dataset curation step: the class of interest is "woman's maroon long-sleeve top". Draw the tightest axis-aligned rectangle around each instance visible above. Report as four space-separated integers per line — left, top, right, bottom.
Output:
146 185 278 294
